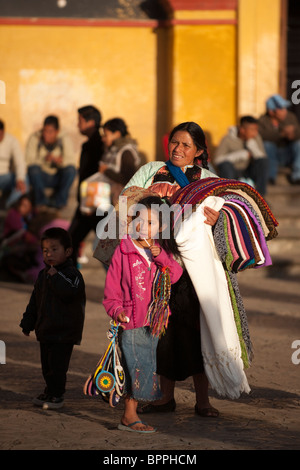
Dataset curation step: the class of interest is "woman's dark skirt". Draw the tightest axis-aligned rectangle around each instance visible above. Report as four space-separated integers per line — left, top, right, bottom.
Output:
156 270 204 381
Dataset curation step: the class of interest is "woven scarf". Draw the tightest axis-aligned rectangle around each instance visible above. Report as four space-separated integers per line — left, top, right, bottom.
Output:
146 266 172 338
165 160 190 188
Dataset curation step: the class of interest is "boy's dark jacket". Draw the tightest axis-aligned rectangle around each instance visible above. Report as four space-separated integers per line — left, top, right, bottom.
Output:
20 259 85 344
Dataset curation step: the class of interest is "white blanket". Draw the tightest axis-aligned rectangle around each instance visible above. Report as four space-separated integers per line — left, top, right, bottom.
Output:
176 196 251 399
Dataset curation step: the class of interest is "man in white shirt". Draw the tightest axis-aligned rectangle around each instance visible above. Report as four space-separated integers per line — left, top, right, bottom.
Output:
0 119 27 207
26 115 76 209
214 116 268 196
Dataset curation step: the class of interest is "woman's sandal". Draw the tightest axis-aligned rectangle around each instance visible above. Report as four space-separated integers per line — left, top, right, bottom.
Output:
138 398 176 414
194 404 219 417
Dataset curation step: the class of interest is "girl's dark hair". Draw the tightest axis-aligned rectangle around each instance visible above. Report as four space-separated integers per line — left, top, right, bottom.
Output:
13 194 33 209
41 227 72 250
103 118 128 137
134 195 180 257
168 121 209 169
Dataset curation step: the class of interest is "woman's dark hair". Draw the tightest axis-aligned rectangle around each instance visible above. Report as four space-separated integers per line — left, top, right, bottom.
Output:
133 195 180 257
41 227 72 250
168 121 209 169
103 118 128 137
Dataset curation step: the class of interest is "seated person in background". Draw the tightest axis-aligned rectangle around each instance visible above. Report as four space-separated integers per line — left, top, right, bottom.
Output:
213 116 268 196
0 119 27 207
258 94 300 185
100 118 141 205
0 194 39 283
26 115 76 209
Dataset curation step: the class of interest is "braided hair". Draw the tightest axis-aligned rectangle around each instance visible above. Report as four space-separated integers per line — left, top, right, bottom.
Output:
168 121 209 169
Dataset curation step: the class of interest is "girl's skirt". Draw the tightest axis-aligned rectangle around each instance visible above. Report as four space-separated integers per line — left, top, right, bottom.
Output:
120 326 162 402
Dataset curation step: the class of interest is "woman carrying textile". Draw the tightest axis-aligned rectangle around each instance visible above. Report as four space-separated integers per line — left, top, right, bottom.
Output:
95 121 278 416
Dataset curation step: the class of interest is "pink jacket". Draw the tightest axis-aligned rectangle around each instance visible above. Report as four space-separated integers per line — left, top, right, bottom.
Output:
103 237 183 330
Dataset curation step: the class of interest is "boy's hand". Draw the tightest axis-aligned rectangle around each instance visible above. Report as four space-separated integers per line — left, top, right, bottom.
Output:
150 245 161 257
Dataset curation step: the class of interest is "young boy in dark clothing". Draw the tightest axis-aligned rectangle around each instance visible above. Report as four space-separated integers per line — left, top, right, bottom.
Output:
20 227 86 410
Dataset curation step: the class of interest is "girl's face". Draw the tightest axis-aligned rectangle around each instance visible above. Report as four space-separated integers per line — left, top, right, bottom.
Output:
135 208 161 241
102 128 121 148
168 130 203 168
18 198 32 217
42 238 72 267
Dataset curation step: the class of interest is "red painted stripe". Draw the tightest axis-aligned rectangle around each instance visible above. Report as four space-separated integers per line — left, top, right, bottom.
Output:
0 17 158 27
163 0 237 9
0 17 236 27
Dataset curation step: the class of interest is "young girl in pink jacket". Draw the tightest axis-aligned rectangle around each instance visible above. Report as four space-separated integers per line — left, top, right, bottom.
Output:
103 196 183 433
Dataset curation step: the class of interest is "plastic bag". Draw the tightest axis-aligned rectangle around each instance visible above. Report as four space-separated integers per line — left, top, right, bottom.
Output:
80 172 111 215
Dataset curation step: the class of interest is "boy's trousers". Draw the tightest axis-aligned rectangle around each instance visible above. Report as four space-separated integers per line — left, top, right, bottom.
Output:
40 343 74 397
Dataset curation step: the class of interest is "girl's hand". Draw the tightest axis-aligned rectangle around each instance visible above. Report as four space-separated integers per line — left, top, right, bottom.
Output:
150 245 161 257
117 312 129 324
204 206 220 226
48 266 57 276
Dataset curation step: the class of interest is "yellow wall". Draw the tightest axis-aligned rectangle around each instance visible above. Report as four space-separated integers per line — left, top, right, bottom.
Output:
169 23 237 150
0 24 159 161
238 0 281 117
0 1 283 162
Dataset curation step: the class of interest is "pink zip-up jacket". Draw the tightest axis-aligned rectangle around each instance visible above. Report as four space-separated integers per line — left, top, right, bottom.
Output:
103 236 183 330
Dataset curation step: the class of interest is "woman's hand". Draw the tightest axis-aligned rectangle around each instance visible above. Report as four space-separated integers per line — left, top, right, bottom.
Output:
203 206 220 226
99 161 108 173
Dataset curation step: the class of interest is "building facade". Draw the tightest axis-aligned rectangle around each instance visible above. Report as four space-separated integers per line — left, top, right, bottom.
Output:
0 0 297 162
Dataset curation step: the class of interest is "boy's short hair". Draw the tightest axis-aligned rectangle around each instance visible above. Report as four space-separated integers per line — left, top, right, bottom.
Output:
240 116 258 126
43 115 59 130
78 105 101 129
41 227 72 250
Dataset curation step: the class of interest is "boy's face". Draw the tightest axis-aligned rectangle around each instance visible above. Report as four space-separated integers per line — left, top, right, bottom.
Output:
42 124 59 145
42 238 72 267
78 114 95 135
239 123 258 141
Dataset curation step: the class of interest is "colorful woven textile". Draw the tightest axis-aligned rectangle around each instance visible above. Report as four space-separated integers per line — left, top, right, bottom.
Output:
171 177 278 274
171 177 278 242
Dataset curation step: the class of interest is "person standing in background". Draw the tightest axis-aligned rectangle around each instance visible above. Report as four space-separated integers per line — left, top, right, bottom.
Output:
68 105 105 265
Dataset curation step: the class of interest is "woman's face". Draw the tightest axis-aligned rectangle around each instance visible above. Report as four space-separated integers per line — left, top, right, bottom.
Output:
102 128 121 148
168 130 203 167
